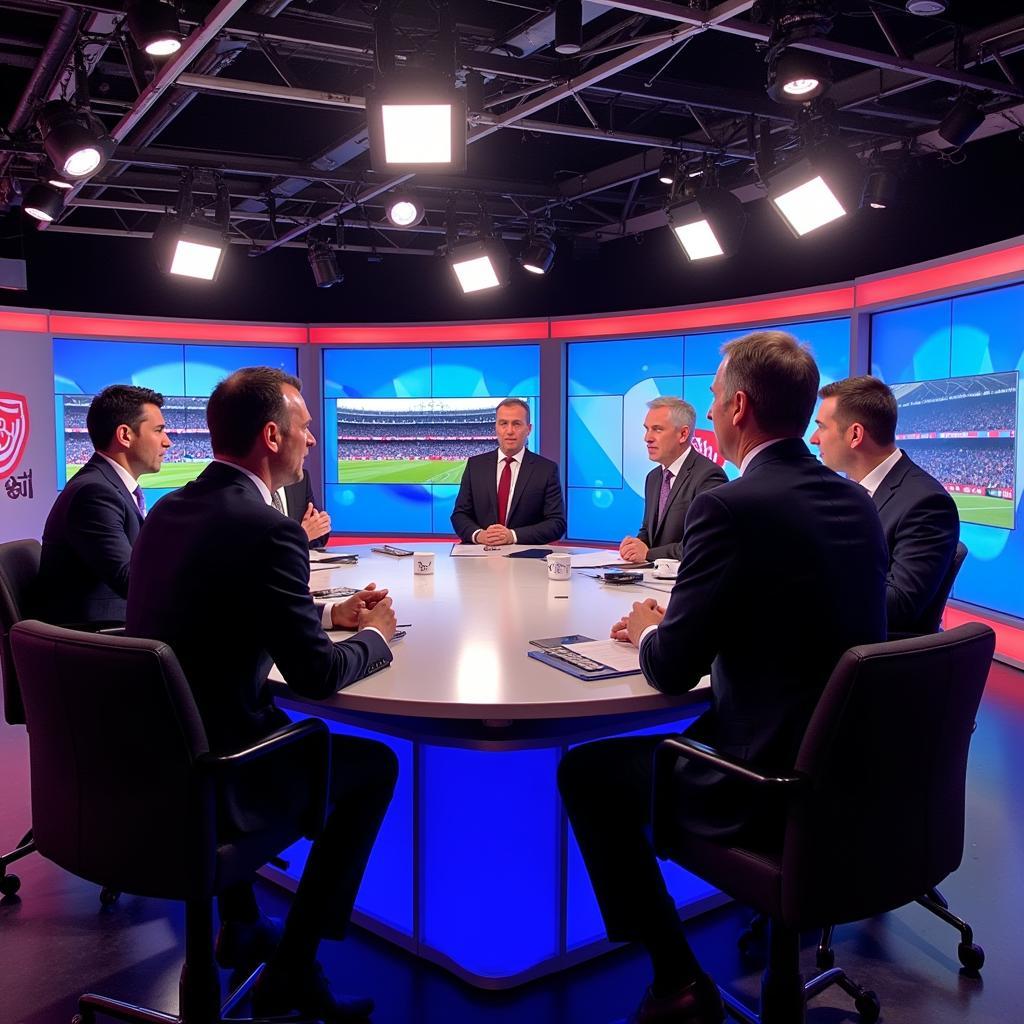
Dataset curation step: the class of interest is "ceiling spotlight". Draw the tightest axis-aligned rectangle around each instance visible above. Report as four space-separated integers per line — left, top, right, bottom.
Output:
153 170 229 281
658 153 677 186
385 193 426 228
554 0 583 56
767 47 831 103
905 0 947 14
46 174 73 190
938 94 985 148
23 182 65 223
36 100 113 179
766 141 862 237
521 225 556 275
448 238 510 294
308 237 343 288
366 72 467 172
666 188 746 261
126 0 182 57
861 163 901 210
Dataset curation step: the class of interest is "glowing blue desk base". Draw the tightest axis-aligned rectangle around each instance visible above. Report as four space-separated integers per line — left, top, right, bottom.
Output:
262 701 725 990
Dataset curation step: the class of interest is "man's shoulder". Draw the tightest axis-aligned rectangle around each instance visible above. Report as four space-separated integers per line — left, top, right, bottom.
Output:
884 455 957 511
689 448 727 480
523 449 558 471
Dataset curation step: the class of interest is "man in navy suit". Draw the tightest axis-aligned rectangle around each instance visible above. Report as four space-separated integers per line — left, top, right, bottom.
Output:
35 385 171 625
128 367 398 1022
558 333 887 1024
451 397 565 545
620 397 727 564
278 467 331 548
811 375 960 634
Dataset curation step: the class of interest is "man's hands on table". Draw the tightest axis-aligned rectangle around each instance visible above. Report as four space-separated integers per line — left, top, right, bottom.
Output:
610 598 665 646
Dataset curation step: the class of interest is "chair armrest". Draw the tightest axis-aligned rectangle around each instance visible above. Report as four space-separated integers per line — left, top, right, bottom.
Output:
654 737 806 789
198 719 331 839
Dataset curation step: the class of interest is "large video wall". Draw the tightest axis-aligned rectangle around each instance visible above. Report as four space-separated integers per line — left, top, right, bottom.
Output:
871 282 1024 618
566 318 852 542
53 338 298 505
322 344 540 534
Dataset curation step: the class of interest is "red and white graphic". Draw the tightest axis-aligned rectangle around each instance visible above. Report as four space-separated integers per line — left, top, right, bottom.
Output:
692 428 726 468
0 392 30 479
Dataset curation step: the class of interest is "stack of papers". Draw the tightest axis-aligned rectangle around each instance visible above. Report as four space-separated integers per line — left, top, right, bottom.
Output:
564 639 641 672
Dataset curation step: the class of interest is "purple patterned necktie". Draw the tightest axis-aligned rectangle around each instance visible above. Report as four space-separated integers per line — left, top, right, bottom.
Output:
656 468 673 530
133 485 147 518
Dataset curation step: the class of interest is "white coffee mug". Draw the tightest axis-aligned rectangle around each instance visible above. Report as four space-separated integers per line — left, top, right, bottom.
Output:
413 551 435 575
653 558 681 579
546 553 571 580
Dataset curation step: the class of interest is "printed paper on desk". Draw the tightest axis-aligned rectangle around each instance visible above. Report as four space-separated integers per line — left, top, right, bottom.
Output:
569 550 630 569
564 639 642 673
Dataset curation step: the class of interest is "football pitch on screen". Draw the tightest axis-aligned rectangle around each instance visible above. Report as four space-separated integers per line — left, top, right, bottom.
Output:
339 459 468 485
67 462 211 488
952 493 1014 529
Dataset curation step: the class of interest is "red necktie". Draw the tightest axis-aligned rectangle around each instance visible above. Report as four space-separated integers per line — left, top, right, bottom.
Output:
496 456 514 526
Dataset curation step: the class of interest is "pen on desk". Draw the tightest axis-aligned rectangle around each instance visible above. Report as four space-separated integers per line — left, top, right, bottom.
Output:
396 623 412 627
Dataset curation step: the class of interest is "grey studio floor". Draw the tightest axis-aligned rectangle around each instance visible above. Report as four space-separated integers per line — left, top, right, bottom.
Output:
3 660 1024 1024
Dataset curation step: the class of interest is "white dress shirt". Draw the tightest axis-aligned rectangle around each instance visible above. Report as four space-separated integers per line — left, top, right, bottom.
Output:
214 459 383 641
472 447 526 544
858 448 903 498
97 452 143 507
661 445 692 480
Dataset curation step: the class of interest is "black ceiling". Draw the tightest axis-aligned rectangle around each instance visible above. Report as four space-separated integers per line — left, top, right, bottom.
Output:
2 1 1024 324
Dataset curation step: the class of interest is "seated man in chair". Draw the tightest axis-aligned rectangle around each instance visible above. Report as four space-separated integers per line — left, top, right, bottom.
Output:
558 332 888 1024
128 367 398 1022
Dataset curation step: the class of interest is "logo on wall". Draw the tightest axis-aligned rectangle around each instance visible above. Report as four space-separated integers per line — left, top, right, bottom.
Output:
692 428 726 468
0 392 33 499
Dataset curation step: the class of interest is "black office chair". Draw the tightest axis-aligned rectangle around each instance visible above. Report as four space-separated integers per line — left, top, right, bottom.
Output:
653 623 995 1024
908 539 969 637
11 620 331 1024
0 539 42 898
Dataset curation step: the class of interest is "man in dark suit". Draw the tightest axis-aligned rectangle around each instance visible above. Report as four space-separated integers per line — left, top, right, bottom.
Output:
277 467 331 548
620 397 727 564
558 333 887 1024
35 385 171 625
127 367 398 1022
812 375 960 634
451 397 565 545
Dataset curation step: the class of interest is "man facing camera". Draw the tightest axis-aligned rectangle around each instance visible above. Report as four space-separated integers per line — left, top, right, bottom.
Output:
451 397 565 545
36 385 171 626
127 367 397 1022
619 397 727 564
558 332 887 1024
277 467 331 548
811 374 960 635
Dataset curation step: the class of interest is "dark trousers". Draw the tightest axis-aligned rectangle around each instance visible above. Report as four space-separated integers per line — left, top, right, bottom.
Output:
558 734 680 944
220 733 398 945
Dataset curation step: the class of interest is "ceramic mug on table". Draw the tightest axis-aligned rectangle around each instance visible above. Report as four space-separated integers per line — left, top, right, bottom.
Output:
413 552 435 575
653 558 680 579
546 553 571 580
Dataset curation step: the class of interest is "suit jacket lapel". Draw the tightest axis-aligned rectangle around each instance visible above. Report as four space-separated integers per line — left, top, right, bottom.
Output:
644 468 660 539
652 455 695 542
90 454 142 523
872 457 909 514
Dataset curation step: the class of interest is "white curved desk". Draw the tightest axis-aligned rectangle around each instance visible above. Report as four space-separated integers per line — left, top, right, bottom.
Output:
266 544 719 989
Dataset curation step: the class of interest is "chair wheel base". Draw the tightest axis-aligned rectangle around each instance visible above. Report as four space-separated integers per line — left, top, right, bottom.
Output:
0 873 21 897
99 887 120 907
855 990 880 1023
815 948 834 970
958 942 985 972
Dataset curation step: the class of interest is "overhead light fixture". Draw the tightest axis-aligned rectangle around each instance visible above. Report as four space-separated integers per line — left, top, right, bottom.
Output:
153 169 229 281
905 0 947 13
126 0 182 57
308 237 343 288
658 153 677 186
520 224 556 275
767 47 831 103
23 182 65 223
554 0 583 56
938 94 985 147
366 72 467 172
46 174 73 190
861 163 901 210
385 193 426 228
448 238 509 294
35 100 113 179
766 141 862 237
666 188 746 261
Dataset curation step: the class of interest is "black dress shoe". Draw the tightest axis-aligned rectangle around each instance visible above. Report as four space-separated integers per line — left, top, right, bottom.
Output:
214 914 283 970
627 973 725 1024
252 960 374 1022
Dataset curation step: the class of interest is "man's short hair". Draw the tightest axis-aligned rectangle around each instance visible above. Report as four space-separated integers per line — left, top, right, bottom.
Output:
819 375 898 446
207 366 303 458
496 397 531 423
647 396 696 433
721 330 820 437
87 385 164 450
